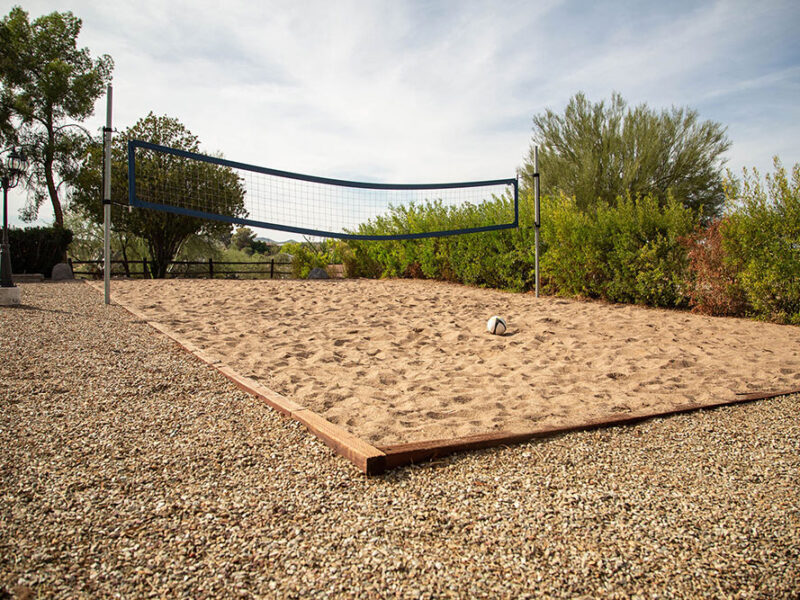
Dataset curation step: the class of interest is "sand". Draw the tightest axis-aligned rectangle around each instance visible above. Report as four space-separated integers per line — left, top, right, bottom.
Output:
107 278 800 446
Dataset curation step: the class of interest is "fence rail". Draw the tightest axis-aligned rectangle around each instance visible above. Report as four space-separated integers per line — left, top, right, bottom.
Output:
68 257 293 280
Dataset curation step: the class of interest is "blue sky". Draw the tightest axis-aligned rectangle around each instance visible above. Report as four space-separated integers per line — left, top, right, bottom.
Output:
6 0 800 237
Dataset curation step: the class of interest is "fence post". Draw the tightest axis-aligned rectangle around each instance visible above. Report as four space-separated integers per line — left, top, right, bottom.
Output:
208 257 214 279
142 258 148 279
270 259 275 279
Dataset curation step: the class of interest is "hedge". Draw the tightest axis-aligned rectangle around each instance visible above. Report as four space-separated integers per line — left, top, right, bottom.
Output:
8 226 74 276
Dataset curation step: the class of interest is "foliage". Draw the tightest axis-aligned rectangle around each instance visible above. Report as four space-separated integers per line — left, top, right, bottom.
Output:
681 219 747 316
229 226 276 255
64 203 154 277
69 112 246 278
341 157 797 325
63 203 102 260
212 247 290 279
64 203 148 268
344 191 697 305
249 239 275 255
721 159 800 324
520 92 730 217
174 232 224 262
9 225 72 275
280 239 347 278
538 193 697 306
0 6 113 225
345 194 537 291
231 226 256 251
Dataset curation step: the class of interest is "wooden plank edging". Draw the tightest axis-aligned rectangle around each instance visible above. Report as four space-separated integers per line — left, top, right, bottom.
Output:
90 282 799 475
292 409 386 475
377 388 800 469
88 282 386 474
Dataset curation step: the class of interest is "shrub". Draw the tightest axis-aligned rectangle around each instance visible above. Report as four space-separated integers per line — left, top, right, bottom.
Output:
541 193 697 307
721 159 800 324
344 194 535 290
9 226 73 276
681 219 748 316
337 159 798 325
281 240 347 278
343 190 697 305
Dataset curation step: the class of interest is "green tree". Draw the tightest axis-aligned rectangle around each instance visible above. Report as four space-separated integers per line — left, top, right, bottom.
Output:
231 226 256 251
521 92 731 217
70 112 246 278
249 239 274 255
0 6 113 225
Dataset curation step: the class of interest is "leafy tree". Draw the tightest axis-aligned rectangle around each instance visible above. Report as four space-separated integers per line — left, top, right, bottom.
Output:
64 202 151 277
0 6 113 225
70 112 246 278
521 92 731 217
249 239 274 255
231 226 256 250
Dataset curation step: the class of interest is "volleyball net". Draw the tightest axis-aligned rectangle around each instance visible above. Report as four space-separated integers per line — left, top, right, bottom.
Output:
127 140 518 241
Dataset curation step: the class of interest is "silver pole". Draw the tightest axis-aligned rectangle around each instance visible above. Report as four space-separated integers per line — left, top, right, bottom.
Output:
534 145 540 298
103 84 113 305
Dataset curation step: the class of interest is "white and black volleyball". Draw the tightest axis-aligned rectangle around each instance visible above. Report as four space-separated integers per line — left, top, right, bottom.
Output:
486 315 507 335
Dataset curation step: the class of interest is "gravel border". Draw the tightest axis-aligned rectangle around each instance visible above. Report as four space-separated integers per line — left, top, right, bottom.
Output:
2 282 798 598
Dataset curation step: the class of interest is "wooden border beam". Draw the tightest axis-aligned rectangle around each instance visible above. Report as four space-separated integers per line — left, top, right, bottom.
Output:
90 282 799 475
378 388 800 469
89 282 386 474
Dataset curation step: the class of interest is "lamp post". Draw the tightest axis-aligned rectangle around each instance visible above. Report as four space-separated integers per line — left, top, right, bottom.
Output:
1 148 29 297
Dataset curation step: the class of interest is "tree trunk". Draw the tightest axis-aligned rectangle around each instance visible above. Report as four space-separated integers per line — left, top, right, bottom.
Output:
45 164 63 226
120 242 130 277
44 114 63 227
150 237 181 278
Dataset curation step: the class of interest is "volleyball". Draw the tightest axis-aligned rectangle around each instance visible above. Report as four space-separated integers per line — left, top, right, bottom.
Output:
487 316 507 335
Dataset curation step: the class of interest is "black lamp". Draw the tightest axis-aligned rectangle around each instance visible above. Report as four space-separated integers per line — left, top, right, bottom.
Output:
1 147 29 288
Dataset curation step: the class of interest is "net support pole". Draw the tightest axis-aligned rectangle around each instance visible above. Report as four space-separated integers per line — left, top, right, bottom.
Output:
534 145 540 298
103 84 112 305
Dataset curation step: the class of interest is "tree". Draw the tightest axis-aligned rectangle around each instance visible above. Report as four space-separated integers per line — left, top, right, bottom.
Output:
231 226 256 251
249 239 274 255
0 6 113 225
70 112 246 278
521 92 731 217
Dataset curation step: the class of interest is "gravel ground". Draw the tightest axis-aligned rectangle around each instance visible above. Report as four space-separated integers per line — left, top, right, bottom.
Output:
1 282 798 599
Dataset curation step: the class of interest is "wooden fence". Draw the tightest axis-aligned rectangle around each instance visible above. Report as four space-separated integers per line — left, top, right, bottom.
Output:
68 257 293 280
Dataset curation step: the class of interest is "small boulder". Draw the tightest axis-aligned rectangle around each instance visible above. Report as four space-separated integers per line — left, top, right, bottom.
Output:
307 267 329 279
51 262 74 281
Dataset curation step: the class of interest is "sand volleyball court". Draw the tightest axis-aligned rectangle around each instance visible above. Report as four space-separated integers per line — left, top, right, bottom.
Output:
107 278 800 453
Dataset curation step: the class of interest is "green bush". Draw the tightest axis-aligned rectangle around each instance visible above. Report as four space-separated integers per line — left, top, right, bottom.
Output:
345 194 536 290
281 240 345 278
9 226 74 276
337 160 799 325
539 193 697 306
721 160 800 324
345 191 697 306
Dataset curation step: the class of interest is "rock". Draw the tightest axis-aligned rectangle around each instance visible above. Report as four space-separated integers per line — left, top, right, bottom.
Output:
307 267 329 280
0 285 20 305
51 262 74 281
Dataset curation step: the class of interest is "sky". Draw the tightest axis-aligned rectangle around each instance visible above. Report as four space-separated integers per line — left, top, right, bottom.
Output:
4 0 800 240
